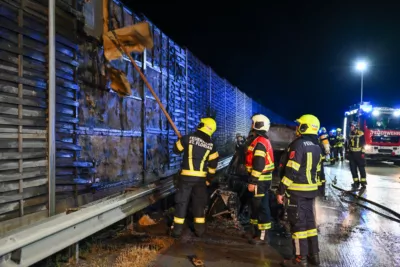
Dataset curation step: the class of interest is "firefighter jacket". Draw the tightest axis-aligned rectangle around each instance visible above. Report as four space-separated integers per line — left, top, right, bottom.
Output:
278 135 323 198
173 130 219 180
319 133 330 155
245 133 275 184
278 149 288 179
317 142 326 186
335 134 345 148
328 135 336 147
346 130 365 153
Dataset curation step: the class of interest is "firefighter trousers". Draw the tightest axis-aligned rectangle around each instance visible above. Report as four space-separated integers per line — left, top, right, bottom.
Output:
250 181 272 232
348 152 366 184
287 195 319 256
317 180 326 197
334 147 344 160
172 176 208 236
317 162 326 197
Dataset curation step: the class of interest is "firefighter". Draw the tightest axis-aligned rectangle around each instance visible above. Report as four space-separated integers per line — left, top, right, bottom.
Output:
328 130 336 145
346 121 367 189
277 114 323 267
170 117 219 238
317 142 327 199
334 128 345 162
228 133 247 176
318 127 330 162
328 130 336 163
243 114 275 245
236 133 245 151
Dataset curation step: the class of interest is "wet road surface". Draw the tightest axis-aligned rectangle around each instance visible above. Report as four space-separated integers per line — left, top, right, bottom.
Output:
153 161 400 267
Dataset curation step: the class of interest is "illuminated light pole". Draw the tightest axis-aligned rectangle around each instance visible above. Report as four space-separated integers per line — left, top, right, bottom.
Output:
355 60 368 104
354 60 368 128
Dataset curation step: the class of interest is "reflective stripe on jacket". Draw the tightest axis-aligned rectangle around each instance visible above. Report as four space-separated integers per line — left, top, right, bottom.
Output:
245 135 275 184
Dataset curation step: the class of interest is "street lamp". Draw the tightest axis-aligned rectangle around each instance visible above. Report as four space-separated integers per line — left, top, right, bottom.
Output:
355 60 368 104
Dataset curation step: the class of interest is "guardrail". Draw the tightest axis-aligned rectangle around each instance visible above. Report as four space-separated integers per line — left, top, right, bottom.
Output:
0 156 232 267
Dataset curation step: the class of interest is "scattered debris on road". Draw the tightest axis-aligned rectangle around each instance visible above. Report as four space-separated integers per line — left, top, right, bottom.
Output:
189 255 205 267
138 214 158 226
61 213 174 267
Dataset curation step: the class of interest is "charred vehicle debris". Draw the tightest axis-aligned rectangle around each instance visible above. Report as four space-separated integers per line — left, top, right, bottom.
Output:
205 131 294 236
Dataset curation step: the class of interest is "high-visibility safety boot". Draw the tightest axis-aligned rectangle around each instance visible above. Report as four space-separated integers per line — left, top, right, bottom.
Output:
351 182 360 189
307 253 320 266
241 224 257 239
169 223 183 239
249 229 268 245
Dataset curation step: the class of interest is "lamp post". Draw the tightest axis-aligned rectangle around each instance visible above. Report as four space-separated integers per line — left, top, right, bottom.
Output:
355 60 368 104
355 60 368 127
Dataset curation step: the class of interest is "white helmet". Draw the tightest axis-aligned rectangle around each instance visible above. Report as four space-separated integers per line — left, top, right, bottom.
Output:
251 114 270 132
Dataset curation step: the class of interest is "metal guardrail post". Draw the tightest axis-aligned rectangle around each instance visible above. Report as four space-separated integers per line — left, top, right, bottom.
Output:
48 0 56 216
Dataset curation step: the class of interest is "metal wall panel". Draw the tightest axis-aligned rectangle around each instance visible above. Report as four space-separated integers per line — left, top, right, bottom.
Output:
0 2 48 226
225 82 236 139
235 89 247 135
0 0 91 233
187 53 208 133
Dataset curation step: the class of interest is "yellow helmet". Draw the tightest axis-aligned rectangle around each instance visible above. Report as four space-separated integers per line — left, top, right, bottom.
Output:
198 117 217 136
295 114 320 135
251 114 270 132
336 128 342 132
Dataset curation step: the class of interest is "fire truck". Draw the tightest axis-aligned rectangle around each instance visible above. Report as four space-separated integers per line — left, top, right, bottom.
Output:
344 102 400 161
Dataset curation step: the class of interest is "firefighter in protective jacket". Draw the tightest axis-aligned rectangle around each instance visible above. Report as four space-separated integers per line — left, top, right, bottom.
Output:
277 114 323 267
318 127 330 162
328 130 336 146
328 130 336 163
317 142 326 199
243 114 275 245
170 117 219 238
334 128 345 162
346 121 367 188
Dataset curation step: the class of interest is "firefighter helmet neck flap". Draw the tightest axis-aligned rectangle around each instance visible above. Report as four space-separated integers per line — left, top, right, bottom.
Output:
295 114 320 136
251 114 271 132
197 117 217 136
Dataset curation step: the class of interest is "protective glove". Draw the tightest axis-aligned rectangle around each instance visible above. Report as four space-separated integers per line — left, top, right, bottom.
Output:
248 184 256 192
206 176 212 186
276 194 284 205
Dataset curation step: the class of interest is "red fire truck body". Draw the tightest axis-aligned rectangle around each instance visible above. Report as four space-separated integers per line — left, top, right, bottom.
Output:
344 103 400 161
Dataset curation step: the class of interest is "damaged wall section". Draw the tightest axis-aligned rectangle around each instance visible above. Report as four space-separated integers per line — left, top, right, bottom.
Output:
76 0 297 197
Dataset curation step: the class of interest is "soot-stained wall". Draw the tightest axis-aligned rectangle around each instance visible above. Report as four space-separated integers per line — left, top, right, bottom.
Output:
76 0 296 189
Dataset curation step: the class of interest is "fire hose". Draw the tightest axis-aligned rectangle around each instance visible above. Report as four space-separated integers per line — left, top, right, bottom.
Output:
330 177 400 223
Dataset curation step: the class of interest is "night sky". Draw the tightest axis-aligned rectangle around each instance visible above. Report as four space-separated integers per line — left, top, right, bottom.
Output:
128 2 400 130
